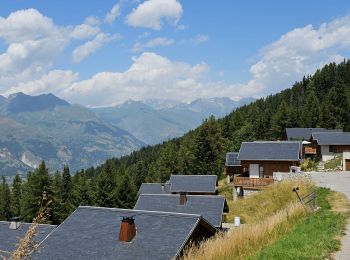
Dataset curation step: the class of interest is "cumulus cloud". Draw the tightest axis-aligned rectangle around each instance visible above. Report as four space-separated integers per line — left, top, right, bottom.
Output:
126 0 183 30
0 8 107 93
247 15 350 94
4 70 79 96
132 37 174 52
105 2 122 24
72 33 119 63
61 52 213 106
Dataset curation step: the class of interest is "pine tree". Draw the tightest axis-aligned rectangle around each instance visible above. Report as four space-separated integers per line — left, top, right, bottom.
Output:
192 116 223 175
22 161 53 223
12 174 22 217
0 176 12 220
270 100 291 139
96 161 118 207
301 83 320 127
116 174 136 208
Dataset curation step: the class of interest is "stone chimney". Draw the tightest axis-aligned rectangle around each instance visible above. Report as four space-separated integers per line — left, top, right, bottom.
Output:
179 192 187 205
119 217 136 242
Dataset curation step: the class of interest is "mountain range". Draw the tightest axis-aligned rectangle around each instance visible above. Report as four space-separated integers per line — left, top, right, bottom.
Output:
93 97 253 145
0 92 253 177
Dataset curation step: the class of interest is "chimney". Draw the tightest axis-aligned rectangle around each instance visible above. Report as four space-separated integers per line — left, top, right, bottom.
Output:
179 192 187 205
119 217 136 242
9 217 21 230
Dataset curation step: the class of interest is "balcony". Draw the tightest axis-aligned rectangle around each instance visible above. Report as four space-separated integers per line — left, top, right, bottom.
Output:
233 176 274 189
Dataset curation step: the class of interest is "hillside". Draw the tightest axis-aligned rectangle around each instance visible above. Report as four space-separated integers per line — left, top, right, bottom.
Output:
86 60 350 189
0 93 144 177
93 97 253 145
2 60 350 225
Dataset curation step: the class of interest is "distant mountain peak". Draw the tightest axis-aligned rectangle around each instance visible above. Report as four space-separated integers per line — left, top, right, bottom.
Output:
6 92 70 114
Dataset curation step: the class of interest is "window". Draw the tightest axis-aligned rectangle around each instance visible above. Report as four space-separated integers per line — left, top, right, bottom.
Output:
329 145 334 153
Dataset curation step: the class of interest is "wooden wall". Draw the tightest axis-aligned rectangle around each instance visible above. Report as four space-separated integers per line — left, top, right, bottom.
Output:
241 160 300 176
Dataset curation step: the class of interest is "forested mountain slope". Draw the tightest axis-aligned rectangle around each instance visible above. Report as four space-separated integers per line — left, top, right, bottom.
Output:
90 60 350 184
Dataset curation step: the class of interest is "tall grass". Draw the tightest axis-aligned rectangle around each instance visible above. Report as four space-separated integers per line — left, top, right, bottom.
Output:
250 188 350 259
184 203 306 260
184 180 314 260
219 179 314 223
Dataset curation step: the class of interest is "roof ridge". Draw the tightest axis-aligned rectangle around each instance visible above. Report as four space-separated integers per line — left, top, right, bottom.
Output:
139 194 225 199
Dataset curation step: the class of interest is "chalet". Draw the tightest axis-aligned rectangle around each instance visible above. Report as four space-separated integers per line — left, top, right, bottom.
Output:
237 141 303 178
230 141 302 192
134 194 229 228
31 206 216 260
138 175 218 196
224 152 242 177
311 132 350 162
0 220 56 258
286 128 342 141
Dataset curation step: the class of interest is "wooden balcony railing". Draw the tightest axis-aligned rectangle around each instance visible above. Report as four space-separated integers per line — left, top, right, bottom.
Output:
234 176 274 189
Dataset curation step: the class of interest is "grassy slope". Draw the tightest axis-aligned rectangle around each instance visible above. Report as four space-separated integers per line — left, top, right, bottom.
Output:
250 188 350 260
185 181 350 260
184 180 314 260
217 179 313 223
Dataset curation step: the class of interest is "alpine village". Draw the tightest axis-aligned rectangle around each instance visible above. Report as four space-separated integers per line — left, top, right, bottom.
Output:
2 2 350 260
1 60 350 259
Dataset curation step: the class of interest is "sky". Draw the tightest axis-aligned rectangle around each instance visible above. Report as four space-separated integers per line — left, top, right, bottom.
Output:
1 0 350 107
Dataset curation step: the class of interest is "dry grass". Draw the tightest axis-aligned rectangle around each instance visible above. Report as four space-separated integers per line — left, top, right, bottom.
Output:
184 179 314 260
184 202 306 260
328 191 350 213
218 179 314 223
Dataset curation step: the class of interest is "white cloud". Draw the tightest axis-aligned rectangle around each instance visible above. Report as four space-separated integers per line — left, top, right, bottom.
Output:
105 2 122 24
191 34 209 45
0 8 108 92
126 0 183 30
72 33 119 63
4 70 79 96
247 15 350 95
70 23 100 39
60 52 213 106
132 37 174 52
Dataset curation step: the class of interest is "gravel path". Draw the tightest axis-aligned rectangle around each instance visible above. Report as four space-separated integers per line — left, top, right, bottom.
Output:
310 171 350 260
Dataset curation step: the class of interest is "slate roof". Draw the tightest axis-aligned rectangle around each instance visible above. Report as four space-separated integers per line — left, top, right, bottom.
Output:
286 128 342 140
237 141 302 161
225 152 241 166
134 194 227 228
0 221 56 257
32 206 215 260
169 175 217 193
312 132 350 145
138 183 171 195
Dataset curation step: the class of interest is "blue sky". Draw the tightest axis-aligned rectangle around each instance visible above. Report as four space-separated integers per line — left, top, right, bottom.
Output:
1 0 350 106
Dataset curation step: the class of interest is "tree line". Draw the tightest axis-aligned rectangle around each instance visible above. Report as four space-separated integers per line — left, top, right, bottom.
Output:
1 60 350 224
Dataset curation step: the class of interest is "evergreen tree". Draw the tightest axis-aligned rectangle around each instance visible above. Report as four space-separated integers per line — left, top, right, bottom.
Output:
12 174 22 217
96 161 118 207
116 174 136 208
270 100 291 139
301 84 320 127
192 116 223 175
22 161 53 223
0 176 12 220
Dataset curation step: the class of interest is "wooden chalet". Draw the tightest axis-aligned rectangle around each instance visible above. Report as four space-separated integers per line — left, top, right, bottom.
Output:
311 132 350 165
233 141 302 191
